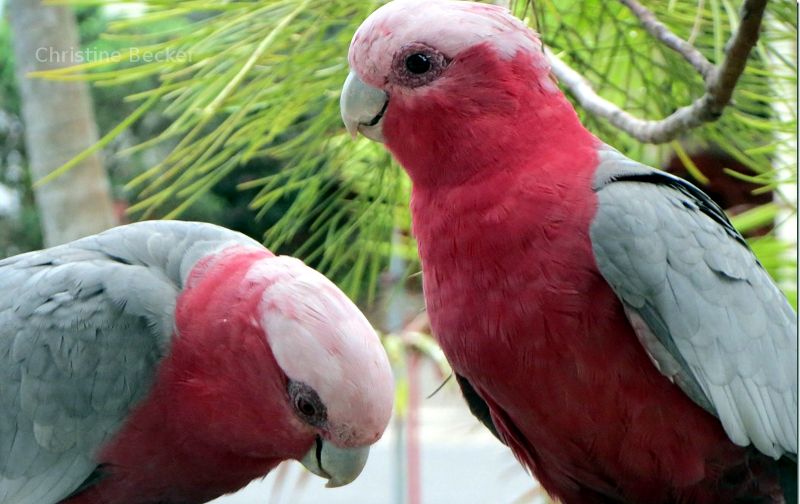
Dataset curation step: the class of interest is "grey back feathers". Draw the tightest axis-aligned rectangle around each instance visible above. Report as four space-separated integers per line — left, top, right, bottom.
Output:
590 145 797 460
0 221 261 504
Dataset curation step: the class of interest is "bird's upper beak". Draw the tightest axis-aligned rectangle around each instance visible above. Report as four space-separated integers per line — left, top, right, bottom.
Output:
299 436 371 488
340 71 388 143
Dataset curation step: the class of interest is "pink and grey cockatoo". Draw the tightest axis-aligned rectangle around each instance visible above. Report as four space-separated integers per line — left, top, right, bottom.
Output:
340 1 797 502
0 220 394 504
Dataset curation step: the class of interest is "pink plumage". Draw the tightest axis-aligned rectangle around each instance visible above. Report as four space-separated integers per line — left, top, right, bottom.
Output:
68 246 393 503
0 221 393 504
343 1 795 502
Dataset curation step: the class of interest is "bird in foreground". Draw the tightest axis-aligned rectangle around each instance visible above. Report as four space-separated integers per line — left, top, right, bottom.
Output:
341 1 797 502
0 220 394 504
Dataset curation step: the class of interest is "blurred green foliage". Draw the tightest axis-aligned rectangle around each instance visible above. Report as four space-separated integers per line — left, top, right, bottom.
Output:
4 0 797 305
1 6 360 278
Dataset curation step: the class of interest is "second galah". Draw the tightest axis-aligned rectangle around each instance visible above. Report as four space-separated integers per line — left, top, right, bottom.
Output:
0 220 394 504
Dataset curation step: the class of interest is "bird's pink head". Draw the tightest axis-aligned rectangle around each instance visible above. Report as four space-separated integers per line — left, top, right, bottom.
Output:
348 0 544 87
250 255 394 486
342 0 587 187
172 248 394 488
252 256 394 448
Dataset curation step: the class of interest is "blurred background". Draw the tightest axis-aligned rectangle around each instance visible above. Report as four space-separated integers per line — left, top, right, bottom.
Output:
0 0 796 503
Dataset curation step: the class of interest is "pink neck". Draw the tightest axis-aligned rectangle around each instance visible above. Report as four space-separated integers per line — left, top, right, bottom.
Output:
383 44 597 189
69 248 313 504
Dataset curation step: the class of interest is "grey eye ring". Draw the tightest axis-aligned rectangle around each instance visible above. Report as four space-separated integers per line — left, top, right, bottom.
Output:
391 43 449 88
287 380 328 427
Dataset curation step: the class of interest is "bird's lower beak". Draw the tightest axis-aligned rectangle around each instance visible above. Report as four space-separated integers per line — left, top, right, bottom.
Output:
340 71 388 143
299 436 371 488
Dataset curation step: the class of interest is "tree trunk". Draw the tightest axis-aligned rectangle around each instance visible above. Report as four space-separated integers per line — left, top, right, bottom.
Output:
7 0 117 246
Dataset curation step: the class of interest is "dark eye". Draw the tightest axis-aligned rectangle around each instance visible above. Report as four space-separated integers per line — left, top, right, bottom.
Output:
287 380 327 428
405 53 431 74
391 43 449 88
296 396 316 417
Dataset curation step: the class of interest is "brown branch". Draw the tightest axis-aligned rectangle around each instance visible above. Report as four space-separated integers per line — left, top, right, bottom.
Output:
708 0 768 115
619 0 714 79
549 0 768 144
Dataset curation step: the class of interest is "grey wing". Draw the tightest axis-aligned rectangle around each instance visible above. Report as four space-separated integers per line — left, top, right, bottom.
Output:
590 146 797 459
0 220 260 504
0 250 177 504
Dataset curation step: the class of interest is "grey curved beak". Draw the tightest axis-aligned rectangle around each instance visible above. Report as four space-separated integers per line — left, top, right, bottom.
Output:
299 436 371 488
340 71 388 143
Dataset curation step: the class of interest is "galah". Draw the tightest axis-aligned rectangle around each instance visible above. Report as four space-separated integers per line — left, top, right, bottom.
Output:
0 220 394 504
340 1 797 502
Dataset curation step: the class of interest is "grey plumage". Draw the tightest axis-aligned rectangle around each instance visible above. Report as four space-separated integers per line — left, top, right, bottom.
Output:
0 221 260 504
590 145 797 460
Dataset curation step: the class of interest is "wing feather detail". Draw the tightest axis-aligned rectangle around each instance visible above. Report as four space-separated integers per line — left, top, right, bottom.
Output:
0 221 259 503
590 146 797 459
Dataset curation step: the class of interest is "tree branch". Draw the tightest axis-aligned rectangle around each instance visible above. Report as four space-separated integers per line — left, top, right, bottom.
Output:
548 0 768 144
708 0 768 114
619 0 713 79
